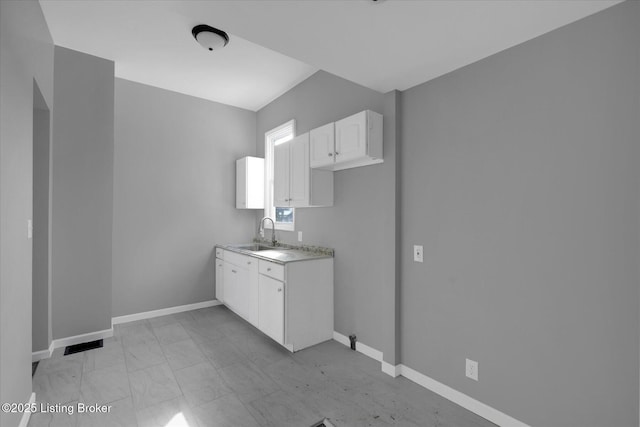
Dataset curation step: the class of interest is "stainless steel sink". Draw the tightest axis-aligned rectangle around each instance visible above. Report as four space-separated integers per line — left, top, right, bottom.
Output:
229 243 279 252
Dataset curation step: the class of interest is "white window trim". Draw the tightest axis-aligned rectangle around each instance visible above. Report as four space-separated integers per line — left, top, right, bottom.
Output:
265 120 295 231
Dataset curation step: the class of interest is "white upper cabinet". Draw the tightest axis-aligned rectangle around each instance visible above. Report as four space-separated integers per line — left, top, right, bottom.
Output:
236 156 264 209
274 133 333 207
310 122 335 168
310 110 383 171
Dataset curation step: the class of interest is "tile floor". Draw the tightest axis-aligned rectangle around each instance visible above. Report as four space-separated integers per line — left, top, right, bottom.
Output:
30 305 496 427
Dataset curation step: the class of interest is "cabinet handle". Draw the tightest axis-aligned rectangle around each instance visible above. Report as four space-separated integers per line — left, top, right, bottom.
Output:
231 270 237 274
247 261 251 265
277 288 282 292
267 268 271 271
335 151 339 156
328 153 333 157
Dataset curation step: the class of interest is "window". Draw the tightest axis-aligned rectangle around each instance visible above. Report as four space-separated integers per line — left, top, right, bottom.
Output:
264 120 295 231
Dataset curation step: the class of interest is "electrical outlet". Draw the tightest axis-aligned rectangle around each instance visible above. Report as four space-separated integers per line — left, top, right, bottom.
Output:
413 245 423 263
466 358 478 381
298 231 303 242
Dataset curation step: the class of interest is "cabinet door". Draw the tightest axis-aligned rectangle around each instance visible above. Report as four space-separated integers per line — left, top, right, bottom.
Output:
224 262 249 319
215 258 224 303
289 133 310 207
310 123 335 168
335 111 367 163
259 274 285 344
273 142 290 207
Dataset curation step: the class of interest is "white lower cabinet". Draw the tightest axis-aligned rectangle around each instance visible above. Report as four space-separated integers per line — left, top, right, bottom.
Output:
258 274 284 344
217 248 333 352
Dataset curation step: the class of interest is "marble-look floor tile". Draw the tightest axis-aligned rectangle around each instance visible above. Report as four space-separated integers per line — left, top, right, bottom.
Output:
173 361 231 407
29 400 78 427
117 321 157 348
128 363 182 409
197 337 248 369
135 396 199 427
33 365 83 404
247 390 320 427
230 332 292 370
161 338 206 371
83 340 126 373
152 323 191 346
192 394 260 427
183 320 225 343
80 364 131 405
218 361 280 403
123 339 166 372
76 396 137 427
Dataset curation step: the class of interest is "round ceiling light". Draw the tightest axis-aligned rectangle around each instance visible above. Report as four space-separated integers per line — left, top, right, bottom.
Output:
192 24 229 51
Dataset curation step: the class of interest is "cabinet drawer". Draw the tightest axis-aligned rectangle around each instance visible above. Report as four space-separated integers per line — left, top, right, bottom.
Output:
259 260 284 281
215 247 224 259
225 250 258 271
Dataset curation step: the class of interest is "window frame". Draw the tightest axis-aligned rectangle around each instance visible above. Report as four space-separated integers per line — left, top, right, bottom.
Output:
264 120 296 231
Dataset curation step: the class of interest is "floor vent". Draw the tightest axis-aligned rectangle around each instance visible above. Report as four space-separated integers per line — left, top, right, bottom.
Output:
64 339 103 355
311 419 335 427
32 361 39 377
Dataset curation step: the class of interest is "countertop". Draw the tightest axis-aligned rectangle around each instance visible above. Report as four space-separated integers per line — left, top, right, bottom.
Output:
216 243 333 265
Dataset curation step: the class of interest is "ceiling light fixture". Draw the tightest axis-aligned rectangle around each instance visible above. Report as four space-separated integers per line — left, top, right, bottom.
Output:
192 24 229 51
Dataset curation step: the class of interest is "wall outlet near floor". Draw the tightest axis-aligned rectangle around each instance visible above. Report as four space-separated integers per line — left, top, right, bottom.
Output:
298 231 303 242
466 358 478 381
413 245 423 263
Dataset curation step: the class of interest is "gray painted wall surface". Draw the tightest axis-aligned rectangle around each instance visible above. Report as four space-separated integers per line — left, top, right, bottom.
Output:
0 1 54 425
400 2 639 426
51 47 114 339
32 96 51 353
256 71 399 362
112 79 257 317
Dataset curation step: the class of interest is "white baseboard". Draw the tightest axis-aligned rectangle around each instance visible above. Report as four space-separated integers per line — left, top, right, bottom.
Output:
332 331 383 362
32 341 54 362
112 299 221 325
398 364 530 427
18 392 36 427
52 328 113 349
332 331 529 427
381 361 401 377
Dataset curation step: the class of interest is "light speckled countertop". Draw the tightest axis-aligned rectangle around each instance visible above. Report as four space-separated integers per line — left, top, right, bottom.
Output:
216 241 333 265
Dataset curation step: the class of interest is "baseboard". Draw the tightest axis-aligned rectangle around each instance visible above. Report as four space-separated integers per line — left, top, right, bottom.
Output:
381 361 401 377
332 331 383 362
112 299 221 326
18 392 36 427
398 364 530 427
52 328 113 349
332 331 529 427
32 341 54 362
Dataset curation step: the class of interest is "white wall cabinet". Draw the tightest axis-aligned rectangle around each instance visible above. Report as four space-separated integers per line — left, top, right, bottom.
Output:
236 156 264 209
274 133 333 207
310 110 383 171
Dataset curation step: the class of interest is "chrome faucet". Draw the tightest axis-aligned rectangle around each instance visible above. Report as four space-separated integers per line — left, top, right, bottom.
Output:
259 217 277 246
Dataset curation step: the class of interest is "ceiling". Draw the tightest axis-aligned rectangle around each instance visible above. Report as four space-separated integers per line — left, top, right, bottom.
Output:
39 0 621 112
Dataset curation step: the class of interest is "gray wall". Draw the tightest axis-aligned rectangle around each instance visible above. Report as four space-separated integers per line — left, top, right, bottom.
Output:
400 2 640 426
112 79 257 317
256 71 399 362
0 0 54 425
32 86 51 353
51 47 114 339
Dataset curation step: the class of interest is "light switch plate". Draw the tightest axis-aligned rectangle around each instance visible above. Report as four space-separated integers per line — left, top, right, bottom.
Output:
298 231 303 242
413 245 423 263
